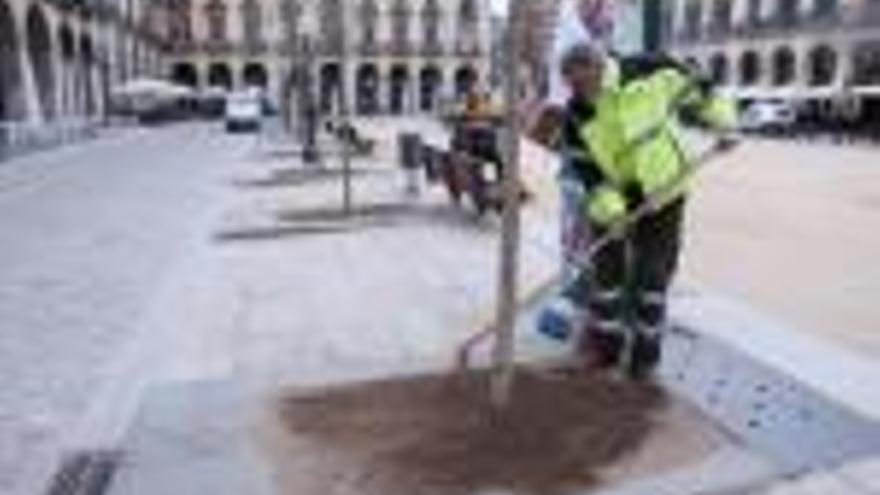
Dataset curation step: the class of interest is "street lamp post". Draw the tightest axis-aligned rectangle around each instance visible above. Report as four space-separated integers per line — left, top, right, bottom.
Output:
298 35 319 165
338 16 353 215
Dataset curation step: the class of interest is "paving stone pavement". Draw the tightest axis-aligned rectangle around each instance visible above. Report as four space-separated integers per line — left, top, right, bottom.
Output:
0 124 255 495
4 118 880 495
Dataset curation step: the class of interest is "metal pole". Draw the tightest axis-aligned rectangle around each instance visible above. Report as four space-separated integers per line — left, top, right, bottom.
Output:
491 2 522 409
338 22 353 215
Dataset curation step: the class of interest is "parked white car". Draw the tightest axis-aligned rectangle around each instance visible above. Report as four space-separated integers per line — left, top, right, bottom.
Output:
224 91 263 133
739 100 797 132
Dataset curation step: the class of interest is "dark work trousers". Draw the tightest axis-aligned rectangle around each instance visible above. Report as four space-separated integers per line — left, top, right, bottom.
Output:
586 197 686 374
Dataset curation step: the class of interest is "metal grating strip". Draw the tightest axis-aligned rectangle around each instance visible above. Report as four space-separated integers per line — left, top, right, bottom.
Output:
658 325 880 474
44 450 122 495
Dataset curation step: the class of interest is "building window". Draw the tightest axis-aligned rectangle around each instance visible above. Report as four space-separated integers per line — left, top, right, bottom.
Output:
457 0 480 54
777 0 799 27
280 0 301 45
391 0 411 54
813 0 838 18
170 0 192 43
360 0 378 50
711 0 732 35
747 0 762 27
205 0 227 42
422 0 441 53
321 0 343 55
241 0 263 47
684 0 702 40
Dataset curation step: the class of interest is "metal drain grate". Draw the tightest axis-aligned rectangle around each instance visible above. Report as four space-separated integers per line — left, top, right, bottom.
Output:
659 326 880 474
44 450 122 495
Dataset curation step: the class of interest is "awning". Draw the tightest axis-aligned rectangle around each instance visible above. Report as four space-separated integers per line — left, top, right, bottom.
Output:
111 78 193 99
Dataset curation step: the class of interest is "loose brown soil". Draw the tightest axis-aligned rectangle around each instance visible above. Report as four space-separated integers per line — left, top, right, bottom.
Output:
258 370 723 495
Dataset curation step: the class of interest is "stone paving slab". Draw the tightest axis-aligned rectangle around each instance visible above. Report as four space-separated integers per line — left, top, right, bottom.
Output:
86 121 880 494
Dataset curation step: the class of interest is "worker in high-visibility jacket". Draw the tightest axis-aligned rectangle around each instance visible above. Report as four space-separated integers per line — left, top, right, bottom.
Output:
560 43 738 379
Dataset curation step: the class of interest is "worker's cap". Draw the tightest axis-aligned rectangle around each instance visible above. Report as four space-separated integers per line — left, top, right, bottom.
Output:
560 43 607 74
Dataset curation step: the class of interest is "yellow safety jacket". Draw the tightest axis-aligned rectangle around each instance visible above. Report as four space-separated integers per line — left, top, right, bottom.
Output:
580 63 737 225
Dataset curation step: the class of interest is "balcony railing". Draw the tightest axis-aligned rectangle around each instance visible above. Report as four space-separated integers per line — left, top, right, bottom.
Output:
421 40 444 57
241 39 269 56
388 40 413 57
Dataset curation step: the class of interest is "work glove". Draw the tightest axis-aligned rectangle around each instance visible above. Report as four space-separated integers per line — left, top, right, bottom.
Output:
586 185 628 227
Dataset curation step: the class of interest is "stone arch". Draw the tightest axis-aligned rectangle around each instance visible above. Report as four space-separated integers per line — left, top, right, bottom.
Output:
852 42 880 86
389 64 410 114
207 62 232 90
771 46 796 86
242 62 267 88
808 45 837 86
58 23 77 116
26 4 55 119
319 62 341 114
419 65 442 112
709 52 729 85
80 34 96 116
0 0 24 122
739 50 761 86
356 63 379 114
171 62 199 88
454 65 477 99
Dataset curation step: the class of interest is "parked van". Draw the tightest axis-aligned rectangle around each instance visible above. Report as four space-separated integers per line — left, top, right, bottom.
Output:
739 100 797 133
224 91 263 133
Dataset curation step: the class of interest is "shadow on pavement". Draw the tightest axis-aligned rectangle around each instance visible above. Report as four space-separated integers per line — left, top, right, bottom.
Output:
232 166 381 189
214 202 497 244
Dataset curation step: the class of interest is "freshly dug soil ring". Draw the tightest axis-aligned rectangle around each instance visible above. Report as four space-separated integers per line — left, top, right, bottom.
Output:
262 370 722 495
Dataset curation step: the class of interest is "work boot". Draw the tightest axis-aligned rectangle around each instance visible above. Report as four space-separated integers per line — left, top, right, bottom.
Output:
579 329 625 371
626 333 662 381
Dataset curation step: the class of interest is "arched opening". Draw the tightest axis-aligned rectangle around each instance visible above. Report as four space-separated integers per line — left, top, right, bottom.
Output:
80 35 96 116
709 53 729 85
808 45 837 86
207 62 232 90
171 62 199 88
319 63 341 114
356 63 379 115
59 24 76 116
772 47 796 86
242 62 268 89
0 0 23 122
851 42 880 86
454 65 477 100
389 64 410 114
739 51 761 86
26 5 55 120
420 65 442 112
